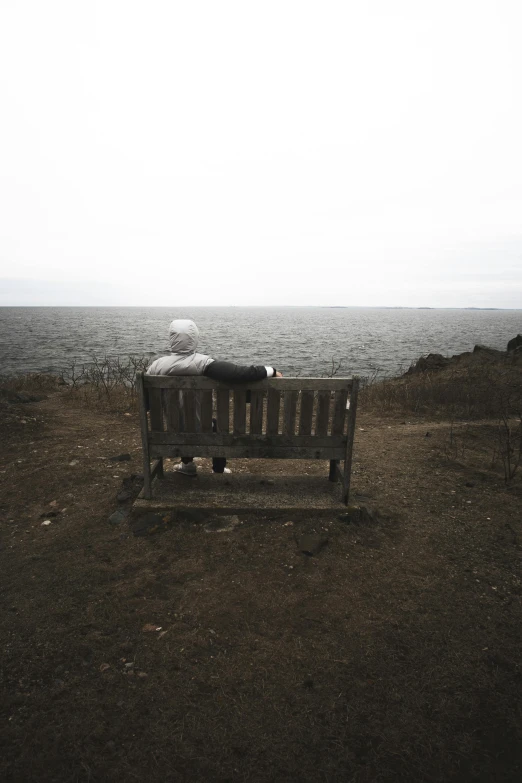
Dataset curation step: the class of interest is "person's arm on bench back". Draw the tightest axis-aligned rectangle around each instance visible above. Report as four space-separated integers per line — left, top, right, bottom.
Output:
204 361 281 383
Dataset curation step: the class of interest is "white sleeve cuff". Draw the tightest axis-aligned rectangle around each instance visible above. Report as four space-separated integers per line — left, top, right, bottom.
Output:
265 366 275 377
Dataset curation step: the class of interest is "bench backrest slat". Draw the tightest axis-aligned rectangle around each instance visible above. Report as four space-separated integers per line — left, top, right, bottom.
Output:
181 390 197 433
216 389 230 433
266 388 281 435
331 390 348 435
298 390 315 436
283 390 298 435
315 391 330 437
166 391 180 432
250 390 264 435
233 389 247 435
149 387 164 432
201 390 213 433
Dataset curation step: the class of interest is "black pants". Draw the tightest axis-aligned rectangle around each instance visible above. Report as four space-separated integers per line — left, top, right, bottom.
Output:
182 418 227 473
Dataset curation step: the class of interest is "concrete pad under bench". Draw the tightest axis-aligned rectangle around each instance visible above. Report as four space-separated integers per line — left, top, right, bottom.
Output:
135 471 346 513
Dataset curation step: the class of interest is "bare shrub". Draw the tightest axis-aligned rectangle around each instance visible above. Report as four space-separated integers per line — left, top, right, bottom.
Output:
59 354 151 412
323 357 345 378
496 416 522 483
494 384 522 483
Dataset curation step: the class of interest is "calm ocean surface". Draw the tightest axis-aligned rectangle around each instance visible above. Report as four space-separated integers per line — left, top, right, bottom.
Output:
0 307 520 378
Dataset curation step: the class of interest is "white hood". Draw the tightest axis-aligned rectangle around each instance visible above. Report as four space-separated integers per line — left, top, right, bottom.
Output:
168 319 199 354
146 319 213 376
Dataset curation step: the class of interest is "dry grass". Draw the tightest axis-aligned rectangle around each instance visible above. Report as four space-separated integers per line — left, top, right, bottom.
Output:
360 359 522 420
0 372 64 394
360 356 522 484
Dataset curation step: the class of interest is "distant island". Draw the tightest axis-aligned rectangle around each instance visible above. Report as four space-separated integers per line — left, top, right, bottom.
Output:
326 306 510 310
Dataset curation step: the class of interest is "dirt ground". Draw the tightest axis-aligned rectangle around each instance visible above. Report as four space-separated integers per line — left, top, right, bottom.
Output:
1 389 521 782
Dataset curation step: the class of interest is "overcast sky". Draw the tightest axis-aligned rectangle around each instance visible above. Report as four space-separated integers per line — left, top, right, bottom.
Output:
0 0 521 308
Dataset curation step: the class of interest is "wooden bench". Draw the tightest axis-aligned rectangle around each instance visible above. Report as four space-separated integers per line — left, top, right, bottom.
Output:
137 374 359 504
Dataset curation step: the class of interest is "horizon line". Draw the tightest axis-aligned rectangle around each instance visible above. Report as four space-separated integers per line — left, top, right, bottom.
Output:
0 304 521 311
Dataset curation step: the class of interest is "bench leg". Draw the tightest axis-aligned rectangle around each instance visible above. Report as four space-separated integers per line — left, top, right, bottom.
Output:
142 458 163 500
151 458 164 480
137 373 153 499
142 458 152 499
341 377 359 505
330 459 350 503
341 467 350 505
329 459 339 481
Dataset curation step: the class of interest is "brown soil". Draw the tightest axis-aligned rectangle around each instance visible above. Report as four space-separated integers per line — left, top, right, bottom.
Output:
1 390 521 782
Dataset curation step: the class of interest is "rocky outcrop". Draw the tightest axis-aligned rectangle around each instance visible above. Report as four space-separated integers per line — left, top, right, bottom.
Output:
473 345 504 357
405 353 450 375
507 334 522 352
405 335 522 376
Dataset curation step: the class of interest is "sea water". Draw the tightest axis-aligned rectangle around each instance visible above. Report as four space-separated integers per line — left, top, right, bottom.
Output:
0 306 520 378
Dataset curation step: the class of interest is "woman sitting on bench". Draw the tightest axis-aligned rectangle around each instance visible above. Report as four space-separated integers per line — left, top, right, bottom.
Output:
146 318 282 475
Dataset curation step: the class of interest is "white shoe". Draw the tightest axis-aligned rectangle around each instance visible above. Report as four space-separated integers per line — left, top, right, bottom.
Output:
173 461 197 477
213 467 232 474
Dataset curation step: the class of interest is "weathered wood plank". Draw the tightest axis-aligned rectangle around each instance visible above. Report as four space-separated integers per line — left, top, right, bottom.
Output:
151 444 346 459
283 391 298 435
166 390 180 432
331 390 348 435
200 390 213 433
148 387 164 432
216 389 229 433
150 433 346 448
233 389 247 435
137 373 153 499
181 390 197 433
299 391 314 436
341 377 359 504
266 388 281 435
249 390 264 434
316 391 330 437
145 376 353 391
